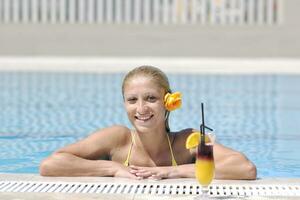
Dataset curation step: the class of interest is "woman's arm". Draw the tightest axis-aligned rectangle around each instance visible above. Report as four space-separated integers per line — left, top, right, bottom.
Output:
130 156 256 180
40 152 133 177
129 143 257 180
214 143 257 180
39 125 138 179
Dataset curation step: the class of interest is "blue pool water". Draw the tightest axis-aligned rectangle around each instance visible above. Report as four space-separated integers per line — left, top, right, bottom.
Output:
0 71 300 178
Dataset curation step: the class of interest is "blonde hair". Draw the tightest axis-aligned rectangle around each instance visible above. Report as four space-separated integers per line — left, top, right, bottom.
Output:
122 65 172 132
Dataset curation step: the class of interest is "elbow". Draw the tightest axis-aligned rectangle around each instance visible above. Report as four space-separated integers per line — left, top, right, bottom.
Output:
39 153 63 176
229 153 257 180
236 153 257 180
245 161 257 180
39 158 53 176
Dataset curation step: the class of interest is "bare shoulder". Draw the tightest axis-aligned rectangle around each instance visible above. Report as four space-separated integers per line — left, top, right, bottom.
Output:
61 125 131 147
57 125 131 159
91 125 131 145
173 128 196 141
93 125 130 135
171 128 195 148
171 128 196 163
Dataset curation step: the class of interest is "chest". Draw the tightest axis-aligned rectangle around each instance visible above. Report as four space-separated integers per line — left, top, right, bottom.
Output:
110 142 193 166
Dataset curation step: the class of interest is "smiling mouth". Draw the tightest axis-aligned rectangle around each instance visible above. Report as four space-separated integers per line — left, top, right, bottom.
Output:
135 114 154 122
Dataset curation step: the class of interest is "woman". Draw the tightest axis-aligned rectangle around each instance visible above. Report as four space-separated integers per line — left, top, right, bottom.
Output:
40 66 257 180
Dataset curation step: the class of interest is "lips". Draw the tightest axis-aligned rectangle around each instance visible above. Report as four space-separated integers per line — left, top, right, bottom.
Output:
135 114 154 122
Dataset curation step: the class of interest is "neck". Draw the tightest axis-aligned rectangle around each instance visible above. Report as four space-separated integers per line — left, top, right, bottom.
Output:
135 128 169 157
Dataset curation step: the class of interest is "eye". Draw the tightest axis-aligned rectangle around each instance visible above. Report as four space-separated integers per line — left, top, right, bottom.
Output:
147 95 157 102
127 97 137 104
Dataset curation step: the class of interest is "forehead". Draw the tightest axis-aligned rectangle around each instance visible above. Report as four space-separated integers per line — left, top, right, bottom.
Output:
124 76 164 94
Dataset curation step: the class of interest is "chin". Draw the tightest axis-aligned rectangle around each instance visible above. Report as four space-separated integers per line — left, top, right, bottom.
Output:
134 124 152 133
134 124 154 132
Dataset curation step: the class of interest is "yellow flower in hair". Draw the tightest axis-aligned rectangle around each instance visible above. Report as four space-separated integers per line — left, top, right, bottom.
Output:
164 92 182 111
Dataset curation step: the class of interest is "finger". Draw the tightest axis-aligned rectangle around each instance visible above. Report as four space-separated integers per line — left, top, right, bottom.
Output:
129 165 144 170
129 169 138 174
136 171 153 176
136 171 152 177
130 167 150 174
150 174 162 180
125 172 142 180
129 168 149 175
136 171 153 178
135 169 147 173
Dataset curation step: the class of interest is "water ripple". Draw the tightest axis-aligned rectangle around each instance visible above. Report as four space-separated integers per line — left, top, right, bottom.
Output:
0 72 300 177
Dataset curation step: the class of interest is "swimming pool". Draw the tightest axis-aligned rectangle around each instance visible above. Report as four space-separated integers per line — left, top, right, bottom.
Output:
0 71 299 178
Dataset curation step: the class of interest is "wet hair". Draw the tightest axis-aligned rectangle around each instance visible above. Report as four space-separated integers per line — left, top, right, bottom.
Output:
122 65 172 132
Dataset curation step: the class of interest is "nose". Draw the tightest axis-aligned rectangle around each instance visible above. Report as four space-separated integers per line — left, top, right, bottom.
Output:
137 100 148 114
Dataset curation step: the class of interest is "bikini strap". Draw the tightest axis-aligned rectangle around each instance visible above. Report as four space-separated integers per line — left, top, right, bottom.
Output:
166 134 178 166
124 131 135 167
124 132 177 167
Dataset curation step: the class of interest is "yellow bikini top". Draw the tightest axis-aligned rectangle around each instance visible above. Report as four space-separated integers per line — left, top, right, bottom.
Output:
123 131 178 167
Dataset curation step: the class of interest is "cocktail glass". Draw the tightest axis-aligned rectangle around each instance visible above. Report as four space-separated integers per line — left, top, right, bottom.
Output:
195 132 215 200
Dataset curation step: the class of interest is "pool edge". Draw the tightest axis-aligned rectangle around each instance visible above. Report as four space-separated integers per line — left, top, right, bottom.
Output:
1 56 300 74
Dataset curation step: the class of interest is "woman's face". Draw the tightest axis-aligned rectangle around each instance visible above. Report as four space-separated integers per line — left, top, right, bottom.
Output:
123 76 166 132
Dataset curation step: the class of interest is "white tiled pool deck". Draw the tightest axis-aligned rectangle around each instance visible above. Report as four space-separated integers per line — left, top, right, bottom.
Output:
1 174 300 200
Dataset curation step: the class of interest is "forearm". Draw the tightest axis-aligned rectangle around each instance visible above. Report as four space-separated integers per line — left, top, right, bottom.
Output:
171 159 256 180
215 153 257 180
40 152 117 177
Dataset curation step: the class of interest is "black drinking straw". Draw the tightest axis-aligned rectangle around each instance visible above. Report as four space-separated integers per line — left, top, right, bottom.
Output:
200 103 205 148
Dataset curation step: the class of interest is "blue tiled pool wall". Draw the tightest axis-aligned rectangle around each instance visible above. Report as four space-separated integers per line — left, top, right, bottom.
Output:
0 71 299 177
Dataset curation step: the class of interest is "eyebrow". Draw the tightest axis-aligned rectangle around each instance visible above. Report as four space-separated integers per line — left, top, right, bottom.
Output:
144 92 157 96
124 95 136 99
125 91 159 96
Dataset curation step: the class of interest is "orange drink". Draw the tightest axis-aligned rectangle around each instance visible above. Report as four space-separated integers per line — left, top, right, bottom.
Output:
190 103 216 199
194 132 215 200
195 143 215 186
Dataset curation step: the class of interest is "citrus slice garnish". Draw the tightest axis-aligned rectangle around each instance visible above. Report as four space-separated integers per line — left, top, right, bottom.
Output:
185 132 210 149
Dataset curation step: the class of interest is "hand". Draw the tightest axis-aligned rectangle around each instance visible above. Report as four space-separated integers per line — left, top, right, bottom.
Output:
129 165 175 180
113 163 141 180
